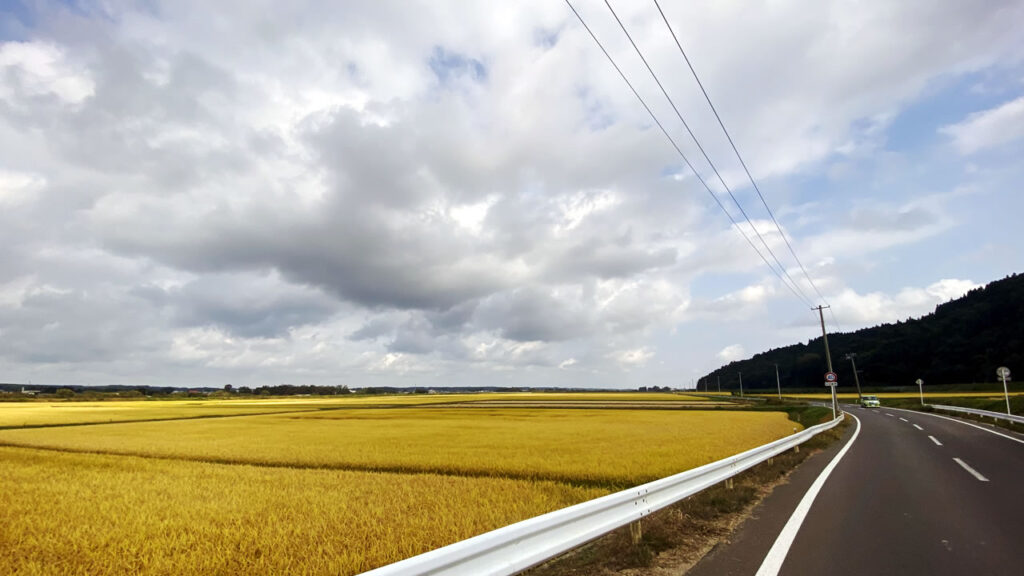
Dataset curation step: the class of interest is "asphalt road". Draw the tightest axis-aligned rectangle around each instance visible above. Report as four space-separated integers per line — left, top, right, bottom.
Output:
689 405 1024 576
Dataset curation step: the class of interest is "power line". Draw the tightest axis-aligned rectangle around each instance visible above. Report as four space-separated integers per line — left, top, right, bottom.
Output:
601 0 816 308
563 0 814 308
650 0 843 332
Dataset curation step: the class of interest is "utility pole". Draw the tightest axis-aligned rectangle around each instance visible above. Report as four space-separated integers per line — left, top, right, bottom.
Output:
845 353 863 401
738 371 744 398
815 305 837 418
775 363 782 400
717 375 721 393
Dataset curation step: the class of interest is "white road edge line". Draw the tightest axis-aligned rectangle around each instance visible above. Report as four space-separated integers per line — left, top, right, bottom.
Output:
888 407 1024 445
913 424 923 430
953 457 989 482
755 413 861 576
899 417 908 422
929 435 943 446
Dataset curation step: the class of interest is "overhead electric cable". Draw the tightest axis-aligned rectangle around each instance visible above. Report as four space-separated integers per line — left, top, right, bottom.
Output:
602 0 815 308
650 0 843 331
564 0 814 308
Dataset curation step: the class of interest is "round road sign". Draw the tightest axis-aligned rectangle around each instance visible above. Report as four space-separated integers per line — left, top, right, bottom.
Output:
997 366 1011 379
825 372 837 383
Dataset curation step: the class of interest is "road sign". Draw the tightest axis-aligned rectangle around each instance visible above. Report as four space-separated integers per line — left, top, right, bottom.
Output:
825 382 838 387
825 372 837 383
915 379 923 385
997 367 1013 416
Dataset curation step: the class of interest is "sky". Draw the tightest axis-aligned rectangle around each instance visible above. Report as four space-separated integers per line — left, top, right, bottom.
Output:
1 0 1023 390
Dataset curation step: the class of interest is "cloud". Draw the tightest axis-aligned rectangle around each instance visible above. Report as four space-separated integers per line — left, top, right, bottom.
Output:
0 41 94 104
135 272 340 338
610 347 654 368
831 278 980 326
940 96 1024 155
717 344 745 363
0 1 1020 387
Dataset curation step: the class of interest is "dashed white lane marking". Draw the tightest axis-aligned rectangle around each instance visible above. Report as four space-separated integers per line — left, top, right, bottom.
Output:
889 408 1024 446
755 413 861 576
885 413 895 417
899 417 908 422
929 436 943 446
913 424 923 430
953 458 989 482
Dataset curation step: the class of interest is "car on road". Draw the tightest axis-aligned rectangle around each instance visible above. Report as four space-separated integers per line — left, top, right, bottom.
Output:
860 395 880 408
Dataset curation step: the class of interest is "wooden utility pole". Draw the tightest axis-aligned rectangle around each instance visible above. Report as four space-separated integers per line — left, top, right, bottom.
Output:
846 353 863 401
775 363 782 400
815 305 837 418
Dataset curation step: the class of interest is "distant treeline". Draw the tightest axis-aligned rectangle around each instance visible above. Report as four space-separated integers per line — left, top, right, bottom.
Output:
0 383 353 398
701 272 1024 391
0 382 627 398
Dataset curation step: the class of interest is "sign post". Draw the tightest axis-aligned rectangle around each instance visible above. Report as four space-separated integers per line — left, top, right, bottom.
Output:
997 367 1012 416
916 378 924 405
825 372 838 419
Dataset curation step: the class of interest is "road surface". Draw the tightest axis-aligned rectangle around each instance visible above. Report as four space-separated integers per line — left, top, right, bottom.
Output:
689 405 1024 576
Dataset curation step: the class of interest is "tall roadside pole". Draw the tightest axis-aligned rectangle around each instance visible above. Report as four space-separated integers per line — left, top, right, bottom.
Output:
717 375 721 393
775 363 782 400
916 378 924 405
738 371 744 398
815 305 837 418
846 353 863 401
997 367 1012 415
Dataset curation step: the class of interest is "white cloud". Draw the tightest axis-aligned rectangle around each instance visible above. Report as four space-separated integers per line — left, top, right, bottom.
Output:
717 344 745 362
831 278 980 327
610 347 654 368
0 170 45 206
0 41 94 104
940 96 1024 154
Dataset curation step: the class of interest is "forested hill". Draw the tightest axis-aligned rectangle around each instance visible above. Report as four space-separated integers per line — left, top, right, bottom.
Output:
701 273 1024 391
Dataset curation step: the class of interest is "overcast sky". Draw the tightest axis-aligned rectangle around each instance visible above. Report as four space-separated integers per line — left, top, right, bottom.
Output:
1 0 1023 389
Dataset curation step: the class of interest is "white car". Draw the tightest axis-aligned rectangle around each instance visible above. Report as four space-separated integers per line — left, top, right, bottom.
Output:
860 395 880 408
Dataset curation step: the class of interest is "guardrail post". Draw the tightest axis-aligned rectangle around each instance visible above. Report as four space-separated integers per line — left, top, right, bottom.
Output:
794 444 800 453
629 520 643 545
725 477 734 490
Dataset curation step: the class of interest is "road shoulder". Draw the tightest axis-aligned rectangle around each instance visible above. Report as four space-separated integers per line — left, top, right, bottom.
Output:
686 415 857 576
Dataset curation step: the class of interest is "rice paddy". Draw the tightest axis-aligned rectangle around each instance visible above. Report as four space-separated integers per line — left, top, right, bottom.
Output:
0 391 712 427
0 394 798 575
0 446 605 575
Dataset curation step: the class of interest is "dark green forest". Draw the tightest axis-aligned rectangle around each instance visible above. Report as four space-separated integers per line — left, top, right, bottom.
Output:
701 273 1024 391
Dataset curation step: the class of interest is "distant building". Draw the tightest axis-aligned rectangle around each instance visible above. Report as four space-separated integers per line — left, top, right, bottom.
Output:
21 387 40 396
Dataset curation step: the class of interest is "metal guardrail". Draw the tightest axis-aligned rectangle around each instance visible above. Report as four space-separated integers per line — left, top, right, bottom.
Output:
360 413 845 576
929 404 1024 425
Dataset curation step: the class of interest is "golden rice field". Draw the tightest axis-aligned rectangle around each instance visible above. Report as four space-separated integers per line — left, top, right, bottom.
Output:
0 407 796 486
0 395 796 575
0 446 605 575
0 391 711 427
